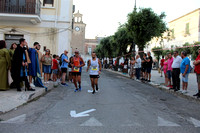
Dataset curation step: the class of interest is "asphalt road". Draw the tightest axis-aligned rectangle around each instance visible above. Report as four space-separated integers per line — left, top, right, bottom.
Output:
0 69 200 133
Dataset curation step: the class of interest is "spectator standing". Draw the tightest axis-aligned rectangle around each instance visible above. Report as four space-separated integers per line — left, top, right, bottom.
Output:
141 53 147 81
167 53 173 88
68 56 73 83
135 55 141 80
129 57 136 79
52 54 59 84
163 55 168 86
28 42 40 88
193 48 200 98
160 56 165 77
180 51 190 94
37 44 43 77
146 52 153 82
42 49 52 84
11 38 35 91
9 43 17 60
0 40 11 90
60 50 69 86
171 51 182 91
123 57 128 74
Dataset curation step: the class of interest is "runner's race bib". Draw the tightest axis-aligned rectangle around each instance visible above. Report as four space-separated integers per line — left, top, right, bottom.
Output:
92 66 98 71
74 67 80 72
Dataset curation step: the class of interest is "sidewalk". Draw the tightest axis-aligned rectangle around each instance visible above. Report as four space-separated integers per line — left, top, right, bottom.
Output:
0 83 53 114
105 69 199 101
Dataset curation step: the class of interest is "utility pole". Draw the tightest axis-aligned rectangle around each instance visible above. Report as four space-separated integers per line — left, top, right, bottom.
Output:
132 0 136 57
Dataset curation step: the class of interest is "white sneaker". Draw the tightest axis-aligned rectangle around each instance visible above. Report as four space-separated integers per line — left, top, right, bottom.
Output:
47 81 49 84
30 83 35 88
183 90 188 94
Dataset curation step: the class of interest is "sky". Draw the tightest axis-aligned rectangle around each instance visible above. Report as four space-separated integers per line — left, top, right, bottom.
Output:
73 0 200 39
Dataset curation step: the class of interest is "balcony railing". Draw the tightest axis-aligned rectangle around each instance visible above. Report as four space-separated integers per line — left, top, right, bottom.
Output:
0 0 41 16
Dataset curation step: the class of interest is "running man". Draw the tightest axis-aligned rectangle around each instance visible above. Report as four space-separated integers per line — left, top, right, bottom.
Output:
86 52 102 94
71 50 85 92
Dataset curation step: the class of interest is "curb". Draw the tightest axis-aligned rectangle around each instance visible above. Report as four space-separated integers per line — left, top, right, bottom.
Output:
0 83 54 115
104 69 200 102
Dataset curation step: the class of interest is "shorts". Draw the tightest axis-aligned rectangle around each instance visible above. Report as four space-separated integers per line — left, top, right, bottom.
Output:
167 70 172 79
196 74 200 83
52 69 58 74
182 73 189 82
61 68 67 73
43 65 51 74
90 75 100 78
146 67 152 73
141 67 146 72
72 72 81 76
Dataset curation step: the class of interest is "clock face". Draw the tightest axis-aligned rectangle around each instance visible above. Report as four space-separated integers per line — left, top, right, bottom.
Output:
75 26 80 31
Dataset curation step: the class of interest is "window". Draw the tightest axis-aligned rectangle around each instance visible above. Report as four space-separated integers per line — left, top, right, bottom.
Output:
88 47 92 55
5 34 24 49
43 0 54 6
185 23 190 34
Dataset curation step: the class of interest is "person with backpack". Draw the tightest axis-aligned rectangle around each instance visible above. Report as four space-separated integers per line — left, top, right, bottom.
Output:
60 50 69 86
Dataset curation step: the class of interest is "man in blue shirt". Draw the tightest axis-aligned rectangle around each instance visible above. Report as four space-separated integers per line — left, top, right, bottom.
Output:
180 51 190 94
60 50 69 86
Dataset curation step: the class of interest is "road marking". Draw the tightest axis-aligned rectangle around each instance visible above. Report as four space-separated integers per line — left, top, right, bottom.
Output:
80 117 103 126
1 114 26 124
70 109 96 118
189 117 200 127
158 117 180 127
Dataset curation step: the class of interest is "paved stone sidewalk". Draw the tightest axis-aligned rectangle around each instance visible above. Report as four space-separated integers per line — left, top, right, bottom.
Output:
0 83 54 114
105 69 199 101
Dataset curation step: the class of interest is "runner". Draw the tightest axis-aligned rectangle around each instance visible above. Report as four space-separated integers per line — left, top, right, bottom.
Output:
71 50 85 92
86 52 102 94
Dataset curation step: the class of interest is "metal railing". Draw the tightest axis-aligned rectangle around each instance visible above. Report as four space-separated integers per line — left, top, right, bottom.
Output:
0 0 41 16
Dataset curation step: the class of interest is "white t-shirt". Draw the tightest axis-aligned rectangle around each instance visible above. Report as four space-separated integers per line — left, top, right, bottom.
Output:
135 58 141 68
172 55 182 68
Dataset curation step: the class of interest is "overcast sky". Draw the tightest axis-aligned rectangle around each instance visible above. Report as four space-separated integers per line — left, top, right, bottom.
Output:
73 0 200 39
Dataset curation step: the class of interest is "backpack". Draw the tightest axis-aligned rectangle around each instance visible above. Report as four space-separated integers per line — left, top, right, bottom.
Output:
59 53 64 66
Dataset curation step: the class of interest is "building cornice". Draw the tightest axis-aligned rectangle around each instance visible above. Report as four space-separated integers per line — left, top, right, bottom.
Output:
169 8 200 23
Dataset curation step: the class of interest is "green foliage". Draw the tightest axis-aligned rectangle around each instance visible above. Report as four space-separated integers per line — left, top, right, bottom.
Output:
152 46 163 62
157 42 200 60
127 8 167 52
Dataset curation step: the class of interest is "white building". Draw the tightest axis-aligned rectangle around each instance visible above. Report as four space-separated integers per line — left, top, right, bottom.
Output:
0 0 74 55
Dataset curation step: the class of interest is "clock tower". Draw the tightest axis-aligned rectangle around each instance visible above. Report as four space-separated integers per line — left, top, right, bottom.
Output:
71 11 86 56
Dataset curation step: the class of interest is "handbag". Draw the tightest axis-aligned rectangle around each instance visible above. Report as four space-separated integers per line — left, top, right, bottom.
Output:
8 70 13 85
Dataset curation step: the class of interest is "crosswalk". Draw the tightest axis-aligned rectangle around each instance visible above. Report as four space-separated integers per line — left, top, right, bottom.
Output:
1 114 200 128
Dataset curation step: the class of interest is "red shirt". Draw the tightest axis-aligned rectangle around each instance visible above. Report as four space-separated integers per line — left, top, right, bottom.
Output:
195 54 200 74
160 59 165 67
52 59 58 70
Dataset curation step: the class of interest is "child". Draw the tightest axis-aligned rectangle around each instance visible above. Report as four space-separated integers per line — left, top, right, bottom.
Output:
52 54 59 85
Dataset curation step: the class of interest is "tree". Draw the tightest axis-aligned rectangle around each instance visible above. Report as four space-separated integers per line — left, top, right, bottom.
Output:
113 25 133 57
127 8 167 55
152 46 163 63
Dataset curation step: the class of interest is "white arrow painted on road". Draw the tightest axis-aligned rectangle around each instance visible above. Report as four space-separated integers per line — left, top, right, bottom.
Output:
1 114 26 124
189 117 200 127
158 116 180 127
70 109 96 118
